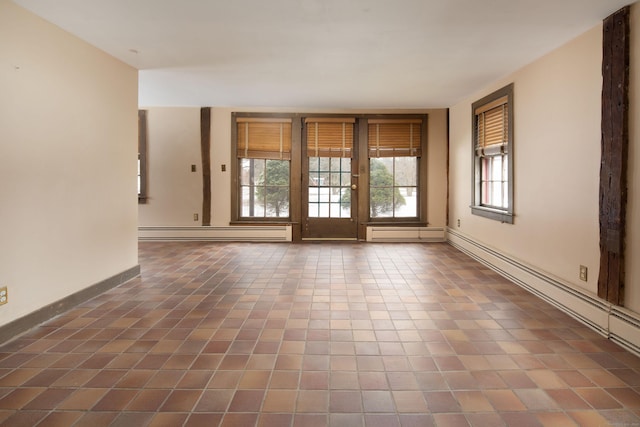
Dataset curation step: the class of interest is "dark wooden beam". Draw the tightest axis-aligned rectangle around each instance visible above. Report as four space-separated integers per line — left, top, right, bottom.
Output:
598 6 629 305
200 107 212 226
290 117 302 241
138 110 148 204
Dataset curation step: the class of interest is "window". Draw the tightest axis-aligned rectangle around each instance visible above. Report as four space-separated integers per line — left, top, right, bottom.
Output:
138 110 148 204
471 84 513 223
236 117 292 219
368 119 421 219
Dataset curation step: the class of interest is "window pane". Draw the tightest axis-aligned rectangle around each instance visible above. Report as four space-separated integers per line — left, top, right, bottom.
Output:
369 157 417 218
241 185 265 217
395 187 417 217
330 172 342 187
265 186 289 217
309 157 320 172
341 158 351 170
491 182 502 207
330 157 341 170
370 186 394 218
491 156 502 181
240 158 289 218
330 202 342 218
241 186 249 216
481 157 489 181
262 161 289 217
478 153 509 209
328 187 338 204
503 182 509 207
240 158 251 185
481 181 490 205
254 160 265 182
341 172 351 187
319 157 330 171
310 156 351 218
309 187 319 202
340 188 351 217
317 202 329 217
394 157 417 186
380 157 394 173
265 160 288 184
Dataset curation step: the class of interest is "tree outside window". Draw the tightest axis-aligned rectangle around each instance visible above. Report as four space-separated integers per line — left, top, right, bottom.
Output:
369 158 403 217
254 160 290 217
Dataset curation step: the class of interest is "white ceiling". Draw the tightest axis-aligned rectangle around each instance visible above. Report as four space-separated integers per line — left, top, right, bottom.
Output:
13 0 631 108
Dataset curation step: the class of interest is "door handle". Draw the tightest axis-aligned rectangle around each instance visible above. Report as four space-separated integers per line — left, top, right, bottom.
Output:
351 184 357 190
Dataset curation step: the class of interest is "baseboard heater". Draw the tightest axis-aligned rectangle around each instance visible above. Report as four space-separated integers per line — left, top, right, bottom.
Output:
367 226 446 242
139 226 291 242
447 228 640 357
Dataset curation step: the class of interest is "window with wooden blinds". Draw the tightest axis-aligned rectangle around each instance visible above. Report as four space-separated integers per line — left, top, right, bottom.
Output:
475 96 508 156
305 118 355 158
237 118 292 160
368 119 422 157
471 83 514 224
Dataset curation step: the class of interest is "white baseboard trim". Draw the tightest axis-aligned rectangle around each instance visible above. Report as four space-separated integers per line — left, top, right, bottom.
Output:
139 225 291 242
367 226 446 242
447 228 640 357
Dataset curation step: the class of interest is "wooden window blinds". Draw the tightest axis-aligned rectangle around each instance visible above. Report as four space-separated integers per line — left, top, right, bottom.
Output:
305 118 355 158
368 119 422 157
475 96 508 156
237 118 292 160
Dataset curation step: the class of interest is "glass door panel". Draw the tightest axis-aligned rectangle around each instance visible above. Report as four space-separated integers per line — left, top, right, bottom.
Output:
302 119 358 239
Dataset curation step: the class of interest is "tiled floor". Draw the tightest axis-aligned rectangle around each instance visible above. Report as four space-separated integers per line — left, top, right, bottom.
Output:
0 242 639 426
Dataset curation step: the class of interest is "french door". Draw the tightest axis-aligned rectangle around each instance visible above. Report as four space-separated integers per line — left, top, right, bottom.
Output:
302 118 359 239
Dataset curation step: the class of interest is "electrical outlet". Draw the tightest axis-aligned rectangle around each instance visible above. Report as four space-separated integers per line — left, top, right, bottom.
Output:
0 287 7 305
579 265 588 282
193 213 199 221
457 219 461 227
191 164 196 172
221 164 226 172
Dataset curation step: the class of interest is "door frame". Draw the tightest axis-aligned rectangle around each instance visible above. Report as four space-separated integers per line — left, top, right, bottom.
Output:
301 117 361 240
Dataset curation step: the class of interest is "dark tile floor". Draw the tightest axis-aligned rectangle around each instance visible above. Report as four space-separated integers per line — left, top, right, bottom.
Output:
0 242 639 426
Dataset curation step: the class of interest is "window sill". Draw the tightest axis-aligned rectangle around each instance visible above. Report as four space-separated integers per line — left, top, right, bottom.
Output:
471 206 514 224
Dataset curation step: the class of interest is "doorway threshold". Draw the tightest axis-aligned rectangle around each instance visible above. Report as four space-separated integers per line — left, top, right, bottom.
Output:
301 238 358 241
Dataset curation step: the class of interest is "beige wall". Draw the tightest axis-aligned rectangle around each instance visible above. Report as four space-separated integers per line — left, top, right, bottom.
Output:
139 107 449 230
0 1 139 325
449 8 640 314
138 108 203 226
